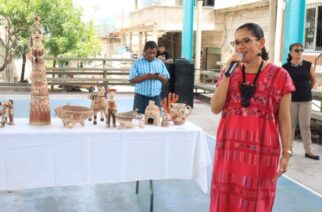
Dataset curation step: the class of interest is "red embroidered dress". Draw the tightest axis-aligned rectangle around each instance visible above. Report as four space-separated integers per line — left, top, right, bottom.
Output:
210 64 295 212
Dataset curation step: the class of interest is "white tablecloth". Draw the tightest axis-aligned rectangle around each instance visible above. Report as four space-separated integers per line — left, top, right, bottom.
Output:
0 118 211 192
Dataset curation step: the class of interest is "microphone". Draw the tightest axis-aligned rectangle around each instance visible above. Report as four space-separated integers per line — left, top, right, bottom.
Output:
224 53 243 77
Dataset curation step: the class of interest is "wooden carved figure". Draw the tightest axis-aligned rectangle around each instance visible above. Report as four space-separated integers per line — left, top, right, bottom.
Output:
106 88 117 128
29 16 51 125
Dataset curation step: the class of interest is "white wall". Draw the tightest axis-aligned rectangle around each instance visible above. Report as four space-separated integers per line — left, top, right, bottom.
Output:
215 0 265 9
218 5 270 63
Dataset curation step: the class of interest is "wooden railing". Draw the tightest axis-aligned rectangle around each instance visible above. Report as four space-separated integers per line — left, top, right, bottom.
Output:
45 57 134 91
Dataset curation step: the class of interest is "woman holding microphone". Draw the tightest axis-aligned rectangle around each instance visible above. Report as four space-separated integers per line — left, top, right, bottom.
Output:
210 23 295 212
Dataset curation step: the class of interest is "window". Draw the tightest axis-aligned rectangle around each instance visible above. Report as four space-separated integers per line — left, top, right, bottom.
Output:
305 3 322 52
203 0 215 6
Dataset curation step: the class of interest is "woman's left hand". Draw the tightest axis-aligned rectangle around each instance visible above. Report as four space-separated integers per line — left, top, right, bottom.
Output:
277 156 290 178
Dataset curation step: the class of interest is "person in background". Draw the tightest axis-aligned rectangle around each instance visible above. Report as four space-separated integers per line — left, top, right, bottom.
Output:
156 44 169 61
210 23 295 211
282 43 319 160
129 41 170 114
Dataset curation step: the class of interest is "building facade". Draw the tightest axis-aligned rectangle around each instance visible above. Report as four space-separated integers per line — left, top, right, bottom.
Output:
117 0 271 70
116 0 322 71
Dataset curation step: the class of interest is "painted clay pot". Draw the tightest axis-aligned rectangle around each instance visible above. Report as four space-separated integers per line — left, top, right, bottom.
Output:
169 103 192 125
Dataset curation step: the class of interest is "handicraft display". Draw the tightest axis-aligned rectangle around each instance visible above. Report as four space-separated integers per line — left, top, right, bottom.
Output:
115 110 144 129
169 103 192 125
89 86 107 125
144 100 160 126
55 105 93 128
161 93 179 127
29 16 51 125
106 89 117 128
0 100 14 127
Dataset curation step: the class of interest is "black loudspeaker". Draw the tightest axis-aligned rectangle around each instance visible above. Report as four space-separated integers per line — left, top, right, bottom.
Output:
161 63 175 99
174 59 195 107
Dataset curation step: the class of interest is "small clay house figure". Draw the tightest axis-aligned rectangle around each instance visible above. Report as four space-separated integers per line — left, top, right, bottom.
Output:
144 100 160 126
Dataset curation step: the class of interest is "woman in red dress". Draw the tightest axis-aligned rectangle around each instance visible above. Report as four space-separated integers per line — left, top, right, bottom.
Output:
210 23 295 212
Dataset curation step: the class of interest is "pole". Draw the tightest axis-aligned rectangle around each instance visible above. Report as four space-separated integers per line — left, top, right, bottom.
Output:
282 0 306 63
273 0 284 65
181 0 194 61
195 0 203 83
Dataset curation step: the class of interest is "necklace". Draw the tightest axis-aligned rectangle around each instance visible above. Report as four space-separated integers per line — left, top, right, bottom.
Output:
239 60 264 107
290 61 303 67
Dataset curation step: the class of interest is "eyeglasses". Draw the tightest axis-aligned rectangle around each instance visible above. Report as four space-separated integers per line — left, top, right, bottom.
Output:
293 49 304 53
230 37 258 47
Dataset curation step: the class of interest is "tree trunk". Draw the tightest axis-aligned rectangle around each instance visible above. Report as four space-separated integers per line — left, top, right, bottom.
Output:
20 53 27 82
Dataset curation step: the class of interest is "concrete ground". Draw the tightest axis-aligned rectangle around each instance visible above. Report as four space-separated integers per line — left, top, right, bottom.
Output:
0 92 321 211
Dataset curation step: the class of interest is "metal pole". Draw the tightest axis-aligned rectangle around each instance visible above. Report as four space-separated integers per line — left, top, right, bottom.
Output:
195 0 202 83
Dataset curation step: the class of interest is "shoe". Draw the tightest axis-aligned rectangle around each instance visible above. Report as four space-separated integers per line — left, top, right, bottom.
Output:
305 153 320 160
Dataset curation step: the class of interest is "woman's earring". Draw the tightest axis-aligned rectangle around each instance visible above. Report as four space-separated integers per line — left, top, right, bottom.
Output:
257 52 262 56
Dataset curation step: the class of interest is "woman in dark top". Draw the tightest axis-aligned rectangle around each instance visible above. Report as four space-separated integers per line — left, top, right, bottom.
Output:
282 43 319 160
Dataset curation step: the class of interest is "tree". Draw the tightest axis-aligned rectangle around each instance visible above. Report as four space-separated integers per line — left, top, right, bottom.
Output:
0 0 37 81
0 0 101 82
0 17 15 74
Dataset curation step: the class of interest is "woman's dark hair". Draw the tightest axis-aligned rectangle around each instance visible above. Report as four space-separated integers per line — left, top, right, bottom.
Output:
287 43 303 63
144 41 158 51
236 23 269 61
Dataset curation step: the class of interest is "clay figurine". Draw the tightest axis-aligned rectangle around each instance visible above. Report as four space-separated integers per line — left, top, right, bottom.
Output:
106 88 117 127
0 102 8 127
161 113 171 127
5 99 14 125
89 86 107 125
29 16 51 126
0 100 14 127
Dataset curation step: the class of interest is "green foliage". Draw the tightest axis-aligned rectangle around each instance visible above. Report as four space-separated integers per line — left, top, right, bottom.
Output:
0 0 101 58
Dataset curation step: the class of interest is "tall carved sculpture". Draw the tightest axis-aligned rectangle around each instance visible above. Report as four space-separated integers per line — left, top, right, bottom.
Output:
29 16 51 125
